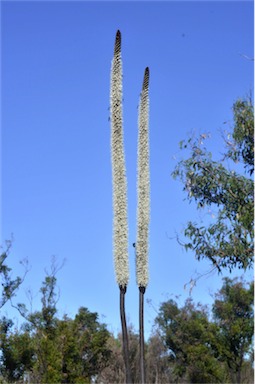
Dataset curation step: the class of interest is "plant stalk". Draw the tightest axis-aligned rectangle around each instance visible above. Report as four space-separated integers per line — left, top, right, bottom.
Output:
139 286 146 384
120 285 132 384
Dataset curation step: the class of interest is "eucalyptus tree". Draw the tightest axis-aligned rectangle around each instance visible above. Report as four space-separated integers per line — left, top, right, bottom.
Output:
172 97 254 272
212 277 254 383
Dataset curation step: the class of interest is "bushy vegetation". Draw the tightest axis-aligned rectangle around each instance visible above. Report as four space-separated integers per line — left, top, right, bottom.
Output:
0 272 253 383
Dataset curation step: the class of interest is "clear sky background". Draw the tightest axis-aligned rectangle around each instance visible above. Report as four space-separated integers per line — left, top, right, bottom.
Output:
1 0 254 338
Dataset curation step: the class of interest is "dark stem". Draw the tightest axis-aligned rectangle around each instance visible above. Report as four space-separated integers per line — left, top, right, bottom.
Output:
119 285 132 384
139 286 146 384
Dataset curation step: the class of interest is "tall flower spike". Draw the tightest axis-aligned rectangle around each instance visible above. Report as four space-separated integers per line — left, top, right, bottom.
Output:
110 30 129 287
136 67 150 288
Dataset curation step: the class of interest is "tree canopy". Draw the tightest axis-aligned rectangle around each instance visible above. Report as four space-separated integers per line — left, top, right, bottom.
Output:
212 277 254 383
0 240 27 310
0 268 112 383
155 278 254 383
172 97 254 272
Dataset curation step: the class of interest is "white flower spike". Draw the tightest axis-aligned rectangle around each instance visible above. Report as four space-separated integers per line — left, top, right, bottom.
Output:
136 67 150 288
110 30 129 288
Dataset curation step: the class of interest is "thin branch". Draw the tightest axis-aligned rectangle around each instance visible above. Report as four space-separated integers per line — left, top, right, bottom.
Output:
184 266 218 295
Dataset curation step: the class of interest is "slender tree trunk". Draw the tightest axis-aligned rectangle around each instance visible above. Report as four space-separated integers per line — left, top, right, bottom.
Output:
120 285 132 384
139 286 146 384
236 363 242 384
236 346 244 383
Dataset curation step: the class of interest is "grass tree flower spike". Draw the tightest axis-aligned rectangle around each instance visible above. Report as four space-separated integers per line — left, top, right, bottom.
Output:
136 67 150 289
110 30 129 288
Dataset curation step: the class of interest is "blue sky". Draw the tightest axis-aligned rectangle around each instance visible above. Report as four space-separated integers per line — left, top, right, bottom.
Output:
1 1 254 338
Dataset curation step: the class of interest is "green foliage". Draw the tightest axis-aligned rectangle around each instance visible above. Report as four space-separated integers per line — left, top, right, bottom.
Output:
155 278 254 383
0 275 254 383
156 298 227 383
0 318 34 382
172 97 254 272
70 307 111 381
227 97 254 175
0 241 25 309
40 275 58 332
0 272 112 383
212 278 254 383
